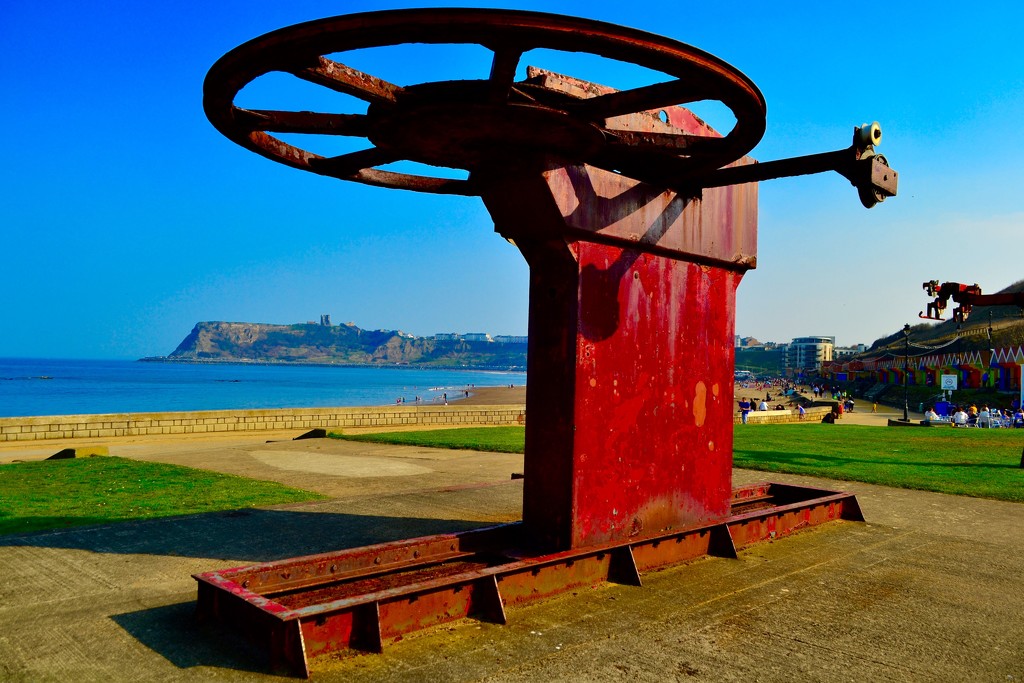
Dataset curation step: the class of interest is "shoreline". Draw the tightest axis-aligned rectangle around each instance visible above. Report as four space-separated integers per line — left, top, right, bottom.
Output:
457 385 526 406
139 356 525 372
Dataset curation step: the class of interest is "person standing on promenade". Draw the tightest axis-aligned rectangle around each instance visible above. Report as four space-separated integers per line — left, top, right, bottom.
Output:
978 406 991 428
738 397 752 424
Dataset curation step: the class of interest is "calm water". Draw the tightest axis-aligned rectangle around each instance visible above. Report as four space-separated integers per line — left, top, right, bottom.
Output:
0 359 526 418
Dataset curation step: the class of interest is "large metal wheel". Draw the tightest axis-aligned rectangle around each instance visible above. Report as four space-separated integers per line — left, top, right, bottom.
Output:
204 8 766 195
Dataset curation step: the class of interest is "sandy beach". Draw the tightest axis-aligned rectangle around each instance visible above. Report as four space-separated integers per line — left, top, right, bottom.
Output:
458 384 526 405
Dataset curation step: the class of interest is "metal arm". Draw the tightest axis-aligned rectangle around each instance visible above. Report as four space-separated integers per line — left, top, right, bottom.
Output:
693 122 898 208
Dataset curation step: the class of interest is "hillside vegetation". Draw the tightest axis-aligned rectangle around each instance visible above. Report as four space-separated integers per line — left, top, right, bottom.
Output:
153 321 527 368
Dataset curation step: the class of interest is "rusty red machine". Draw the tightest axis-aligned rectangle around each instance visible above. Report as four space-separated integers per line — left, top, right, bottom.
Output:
195 9 895 676
920 280 1024 323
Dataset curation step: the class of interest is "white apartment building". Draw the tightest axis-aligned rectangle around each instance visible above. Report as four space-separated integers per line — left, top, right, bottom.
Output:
786 336 835 373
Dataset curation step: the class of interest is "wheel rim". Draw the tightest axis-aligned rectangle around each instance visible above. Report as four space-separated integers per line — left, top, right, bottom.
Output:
204 8 766 195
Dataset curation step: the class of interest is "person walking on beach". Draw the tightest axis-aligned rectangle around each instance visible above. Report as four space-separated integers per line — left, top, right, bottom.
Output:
738 397 752 424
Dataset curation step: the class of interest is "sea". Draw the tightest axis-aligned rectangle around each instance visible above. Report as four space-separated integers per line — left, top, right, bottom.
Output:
0 358 527 418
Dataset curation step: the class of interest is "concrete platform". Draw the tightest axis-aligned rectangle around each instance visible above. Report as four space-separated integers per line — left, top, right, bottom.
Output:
1 434 1022 681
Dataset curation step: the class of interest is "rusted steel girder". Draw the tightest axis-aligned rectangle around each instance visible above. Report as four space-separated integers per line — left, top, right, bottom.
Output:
195 483 864 677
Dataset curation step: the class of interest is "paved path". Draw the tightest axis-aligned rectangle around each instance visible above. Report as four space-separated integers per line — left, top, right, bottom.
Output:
1 432 1022 681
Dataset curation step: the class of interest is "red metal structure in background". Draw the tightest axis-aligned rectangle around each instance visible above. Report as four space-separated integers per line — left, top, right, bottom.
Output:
195 9 893 676
920 280 1024 323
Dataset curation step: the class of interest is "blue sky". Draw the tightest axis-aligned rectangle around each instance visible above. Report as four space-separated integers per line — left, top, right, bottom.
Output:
4 1 1023 359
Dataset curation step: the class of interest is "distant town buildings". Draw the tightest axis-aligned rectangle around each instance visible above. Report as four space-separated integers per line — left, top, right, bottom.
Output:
734 336 765 349
734 336 784 351
299 319 528 343
735 334 869 376
431 333 528 344
833 343 867 358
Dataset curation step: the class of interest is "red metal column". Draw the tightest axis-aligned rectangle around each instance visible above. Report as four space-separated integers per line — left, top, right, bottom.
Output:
482 147 756 551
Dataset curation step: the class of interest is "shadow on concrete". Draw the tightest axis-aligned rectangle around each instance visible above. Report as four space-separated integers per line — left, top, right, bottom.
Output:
0 508 496 562
111 601 283 677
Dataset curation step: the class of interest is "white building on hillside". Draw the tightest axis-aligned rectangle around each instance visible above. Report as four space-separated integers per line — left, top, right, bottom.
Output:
834 344 867 358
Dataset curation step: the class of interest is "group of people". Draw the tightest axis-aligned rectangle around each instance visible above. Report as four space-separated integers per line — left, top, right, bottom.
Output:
811 384 849 401
926 404 1024 428
737 377 798 393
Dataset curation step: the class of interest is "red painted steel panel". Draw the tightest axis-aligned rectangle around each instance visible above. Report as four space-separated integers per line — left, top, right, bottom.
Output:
544 164 758 269
570 245 739 546
496 555 615 607
630 529 715 571
300 609 360 658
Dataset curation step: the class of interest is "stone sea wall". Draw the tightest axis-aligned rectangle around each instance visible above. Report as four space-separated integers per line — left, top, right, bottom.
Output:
0 405 526 443
733 406 832 425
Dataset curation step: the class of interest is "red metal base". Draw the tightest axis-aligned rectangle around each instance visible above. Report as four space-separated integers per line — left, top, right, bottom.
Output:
194 483 863 677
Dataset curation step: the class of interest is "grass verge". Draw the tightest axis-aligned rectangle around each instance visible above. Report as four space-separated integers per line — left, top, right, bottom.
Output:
335 425 1024 503
331 427 525 453
0 456 325 536
733 424 1024 502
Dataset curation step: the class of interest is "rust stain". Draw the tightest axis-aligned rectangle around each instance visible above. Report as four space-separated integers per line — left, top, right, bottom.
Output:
693 381 708 427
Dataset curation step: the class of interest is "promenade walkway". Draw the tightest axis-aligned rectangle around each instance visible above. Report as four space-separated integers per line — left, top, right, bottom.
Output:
1 427 1022 681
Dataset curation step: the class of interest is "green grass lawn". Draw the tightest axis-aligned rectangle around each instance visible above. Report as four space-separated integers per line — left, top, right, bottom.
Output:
0 456 325 536
332 427 526 453
733 424 1024 502
335 425 1024 503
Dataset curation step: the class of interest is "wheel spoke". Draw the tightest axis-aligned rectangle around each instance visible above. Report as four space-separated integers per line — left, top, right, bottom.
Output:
290 56 403 106
487 46 524 103
357 169 478 196
234 108 370 136
309 147 405 177
571 79 713 120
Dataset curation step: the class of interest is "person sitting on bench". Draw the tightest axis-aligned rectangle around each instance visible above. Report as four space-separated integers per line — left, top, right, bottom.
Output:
952 407 969 427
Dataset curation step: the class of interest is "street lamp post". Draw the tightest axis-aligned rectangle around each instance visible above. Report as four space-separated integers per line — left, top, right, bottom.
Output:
903 323 911 422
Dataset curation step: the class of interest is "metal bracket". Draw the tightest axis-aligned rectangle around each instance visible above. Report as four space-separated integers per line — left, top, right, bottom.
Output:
693 122 898 207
